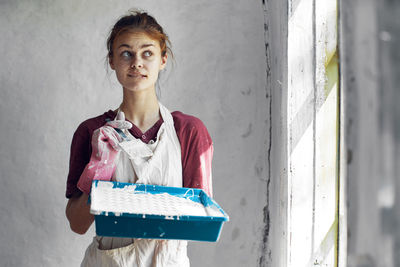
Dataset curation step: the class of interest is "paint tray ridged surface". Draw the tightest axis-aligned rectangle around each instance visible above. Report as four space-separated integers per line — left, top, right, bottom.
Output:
90 180 229 242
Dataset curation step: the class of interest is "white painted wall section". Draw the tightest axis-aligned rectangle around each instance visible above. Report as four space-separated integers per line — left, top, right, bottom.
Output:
288 0 315 265
288 0 340 266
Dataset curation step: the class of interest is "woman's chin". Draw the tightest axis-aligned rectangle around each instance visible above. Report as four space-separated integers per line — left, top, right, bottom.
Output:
123 85 154 94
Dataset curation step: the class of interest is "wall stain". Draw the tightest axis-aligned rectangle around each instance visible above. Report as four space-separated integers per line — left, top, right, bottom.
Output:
347 149 353 164
240 197 247 206
255 162 264 178
232 227 240 241
241 123 253 138
241 87 252 95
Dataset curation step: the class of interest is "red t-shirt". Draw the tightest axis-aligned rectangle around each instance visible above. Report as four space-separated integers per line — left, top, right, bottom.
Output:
66 110 213 198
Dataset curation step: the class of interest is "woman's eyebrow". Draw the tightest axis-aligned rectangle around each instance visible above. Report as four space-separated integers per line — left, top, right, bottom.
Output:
140 44 155 49
118 44 131 49
117 44 155 49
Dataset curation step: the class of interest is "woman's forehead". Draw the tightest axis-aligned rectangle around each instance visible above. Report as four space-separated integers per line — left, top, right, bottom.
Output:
113 31 160 49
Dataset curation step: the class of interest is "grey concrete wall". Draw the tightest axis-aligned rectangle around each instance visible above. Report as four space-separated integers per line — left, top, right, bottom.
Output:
341 0 400 266
0 1 271 266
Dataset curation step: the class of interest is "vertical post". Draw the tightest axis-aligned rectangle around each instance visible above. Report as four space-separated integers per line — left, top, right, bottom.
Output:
260 0 289 266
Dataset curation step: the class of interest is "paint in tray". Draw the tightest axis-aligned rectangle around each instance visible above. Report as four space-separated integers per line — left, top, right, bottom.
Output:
89 180 229 242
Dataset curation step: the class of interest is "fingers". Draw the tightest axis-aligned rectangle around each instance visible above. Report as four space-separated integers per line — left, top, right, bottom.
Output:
100 126 122 150
116 110 125 121
106 111 133 130
106 120 132 130
92 110 133 155
92 126 122 152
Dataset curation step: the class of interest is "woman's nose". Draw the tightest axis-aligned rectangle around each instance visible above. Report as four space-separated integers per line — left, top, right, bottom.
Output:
130 56 143 69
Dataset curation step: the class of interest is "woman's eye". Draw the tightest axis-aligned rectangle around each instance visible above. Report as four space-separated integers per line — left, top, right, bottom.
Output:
143 51 152 57
121 51 132 59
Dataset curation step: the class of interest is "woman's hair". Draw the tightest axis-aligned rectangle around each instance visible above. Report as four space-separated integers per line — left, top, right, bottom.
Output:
106 10 173 60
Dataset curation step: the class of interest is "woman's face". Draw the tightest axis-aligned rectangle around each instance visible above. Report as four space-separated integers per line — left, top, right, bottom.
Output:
109 31 167 93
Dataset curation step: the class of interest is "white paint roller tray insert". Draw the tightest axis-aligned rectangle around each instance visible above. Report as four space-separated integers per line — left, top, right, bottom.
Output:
90 180 229 241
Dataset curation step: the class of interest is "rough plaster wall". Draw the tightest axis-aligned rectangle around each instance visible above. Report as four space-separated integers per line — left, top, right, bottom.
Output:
0 1 270 266
341 0 400 266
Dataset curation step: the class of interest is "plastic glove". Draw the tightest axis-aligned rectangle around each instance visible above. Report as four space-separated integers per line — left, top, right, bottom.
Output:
106 111 132 130
77 111 132 195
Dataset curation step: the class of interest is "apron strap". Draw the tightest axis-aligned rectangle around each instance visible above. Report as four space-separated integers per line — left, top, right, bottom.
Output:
158 102 174 126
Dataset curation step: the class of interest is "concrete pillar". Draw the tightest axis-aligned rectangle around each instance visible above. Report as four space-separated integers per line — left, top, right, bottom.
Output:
341 0 400 266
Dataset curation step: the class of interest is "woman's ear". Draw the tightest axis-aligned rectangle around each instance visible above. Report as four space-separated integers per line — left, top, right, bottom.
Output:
109 56 115 70
160 54 168 70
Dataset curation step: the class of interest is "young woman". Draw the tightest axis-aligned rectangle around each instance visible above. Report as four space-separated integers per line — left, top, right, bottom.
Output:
65 11 213 266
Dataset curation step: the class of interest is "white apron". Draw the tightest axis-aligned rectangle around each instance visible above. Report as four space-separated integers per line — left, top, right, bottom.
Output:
81 103 190 267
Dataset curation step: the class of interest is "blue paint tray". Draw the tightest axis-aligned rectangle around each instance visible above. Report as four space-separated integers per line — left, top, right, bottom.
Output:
90 180 229 242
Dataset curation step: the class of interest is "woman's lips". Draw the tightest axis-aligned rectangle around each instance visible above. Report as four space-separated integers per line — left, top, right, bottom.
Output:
128 72 146 78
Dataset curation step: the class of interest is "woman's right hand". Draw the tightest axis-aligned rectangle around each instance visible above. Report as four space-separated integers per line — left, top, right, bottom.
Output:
77 126 123 195
77 112 132 195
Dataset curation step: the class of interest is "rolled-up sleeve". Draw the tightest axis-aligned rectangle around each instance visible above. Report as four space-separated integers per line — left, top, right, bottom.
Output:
65 124 91 198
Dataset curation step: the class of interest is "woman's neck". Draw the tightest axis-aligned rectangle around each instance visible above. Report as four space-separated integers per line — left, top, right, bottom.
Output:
119 88 160 133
